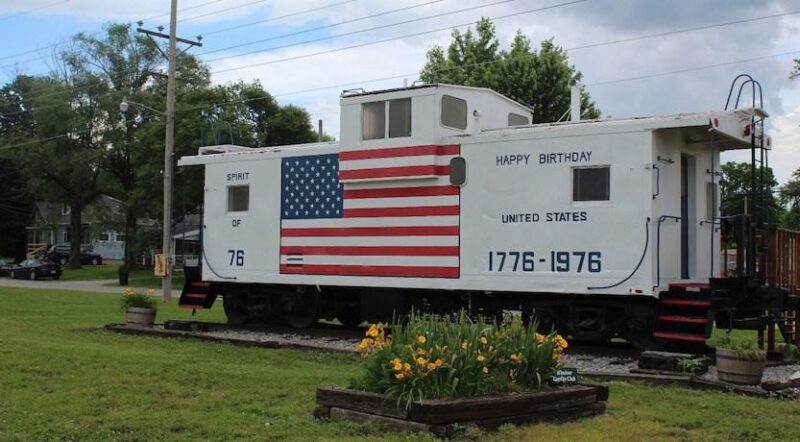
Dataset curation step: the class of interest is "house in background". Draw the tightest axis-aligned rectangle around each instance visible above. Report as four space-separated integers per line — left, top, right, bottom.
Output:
26 195 126 260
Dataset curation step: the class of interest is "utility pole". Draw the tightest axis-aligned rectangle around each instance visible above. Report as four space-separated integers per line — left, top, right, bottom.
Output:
137 1 202 303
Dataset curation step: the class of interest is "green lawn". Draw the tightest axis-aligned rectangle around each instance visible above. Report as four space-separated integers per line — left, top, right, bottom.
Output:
60 265 185 289
1 287 799 441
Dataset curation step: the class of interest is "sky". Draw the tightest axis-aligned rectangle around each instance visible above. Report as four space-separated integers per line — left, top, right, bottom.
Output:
0 0 798 182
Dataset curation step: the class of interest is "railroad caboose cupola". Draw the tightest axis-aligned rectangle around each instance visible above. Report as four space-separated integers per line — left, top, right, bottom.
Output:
338 84 532 149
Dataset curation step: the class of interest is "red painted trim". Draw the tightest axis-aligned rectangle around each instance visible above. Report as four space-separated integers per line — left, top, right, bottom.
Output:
660 299 710 307
339 165 449 181
344 185 459 199
344 205 459 218
281 226 459 237
280 246 459 256
184 293 207 299
652 332 706 342
339 144 460 161
657 315 708 324
191 282 210 288
279 264 459 278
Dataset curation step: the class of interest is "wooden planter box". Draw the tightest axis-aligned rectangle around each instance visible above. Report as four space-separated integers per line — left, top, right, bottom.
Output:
315 385 608 437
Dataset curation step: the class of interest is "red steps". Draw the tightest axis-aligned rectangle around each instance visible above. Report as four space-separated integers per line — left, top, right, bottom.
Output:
654 282 714 344
657 315 707 324
652 331 707 343
660 299 711 307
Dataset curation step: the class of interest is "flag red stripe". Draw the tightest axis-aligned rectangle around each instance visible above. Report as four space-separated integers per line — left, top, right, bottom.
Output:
280 246 459 256
340 144 460 161
281 226 459 237
344 205 459 218
280 264 459 278
339 165 449 181
343 185 459 199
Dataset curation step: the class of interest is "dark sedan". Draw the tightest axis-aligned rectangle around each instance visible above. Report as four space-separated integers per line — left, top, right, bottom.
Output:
47 245 103 265
9 259 62 280
0 259 11 277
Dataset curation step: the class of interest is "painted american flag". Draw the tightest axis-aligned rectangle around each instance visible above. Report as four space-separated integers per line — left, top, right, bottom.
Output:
279 144 460 278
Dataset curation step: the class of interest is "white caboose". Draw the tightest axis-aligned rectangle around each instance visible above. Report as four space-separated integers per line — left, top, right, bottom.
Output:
178 83 763 347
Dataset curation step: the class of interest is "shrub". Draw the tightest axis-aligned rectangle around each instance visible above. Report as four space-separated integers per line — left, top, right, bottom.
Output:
349 311 567 408
716 334 765 361
120 288 158 311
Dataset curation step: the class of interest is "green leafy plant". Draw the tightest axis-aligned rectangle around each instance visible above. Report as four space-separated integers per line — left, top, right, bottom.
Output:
716 334 765 361
676 358 704 373
349 311 567 409
120 288 158 311
779 343 800 362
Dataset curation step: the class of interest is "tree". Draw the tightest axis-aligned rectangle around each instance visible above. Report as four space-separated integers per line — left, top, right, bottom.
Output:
8 75 107 267
791 59 799 79
719 162 784 227
780 168 800 230
420 18 600 123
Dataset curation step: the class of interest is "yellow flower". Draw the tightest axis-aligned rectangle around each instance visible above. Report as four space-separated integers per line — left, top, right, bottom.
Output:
461 341 469 350
395 373 405 380
426 363 437 371
510 353 522 363
417 335 427 344
434 358 443 368
366 326 379 338
416 357 427 366
403 363 411 372
390 358 403 371
480 336 488 345
499 357 507 364
482 367 489 374
535 333 545 344
476 354 486 363
416 347 427 355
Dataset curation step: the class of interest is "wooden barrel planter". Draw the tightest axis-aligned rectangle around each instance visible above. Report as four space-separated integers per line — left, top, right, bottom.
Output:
716 348 765 385
125 307 156 326
315 385 608 437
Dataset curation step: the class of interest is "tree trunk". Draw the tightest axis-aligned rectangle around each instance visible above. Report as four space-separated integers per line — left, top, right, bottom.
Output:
69 203 83 269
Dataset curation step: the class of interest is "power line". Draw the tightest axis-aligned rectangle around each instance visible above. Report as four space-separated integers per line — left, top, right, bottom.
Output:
0 0 71 23
0 0 224 65
4 48 796 153
202 0 361 37
2 5 795 119
199 0 448 57
162 0 270 26
568 10 800 52
210 0 587 74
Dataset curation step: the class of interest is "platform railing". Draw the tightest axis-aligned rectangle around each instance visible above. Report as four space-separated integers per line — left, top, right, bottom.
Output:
768 228 800 344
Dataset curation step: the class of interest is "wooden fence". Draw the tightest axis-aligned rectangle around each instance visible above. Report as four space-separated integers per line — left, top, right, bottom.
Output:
768 228 800 344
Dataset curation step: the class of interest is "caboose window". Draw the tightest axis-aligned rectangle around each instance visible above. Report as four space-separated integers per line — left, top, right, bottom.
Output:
389 98 412 138
441 95 467 130
227 185 250 212
508 113 529 126
362 101 385 140
573 167 610 202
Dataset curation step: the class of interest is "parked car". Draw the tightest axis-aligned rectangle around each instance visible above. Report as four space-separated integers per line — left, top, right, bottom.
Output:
0 259 11 277
9 258 62 280
47 244 103 265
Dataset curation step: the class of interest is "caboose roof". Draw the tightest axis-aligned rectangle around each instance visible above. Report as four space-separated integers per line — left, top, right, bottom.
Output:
178 107 765 166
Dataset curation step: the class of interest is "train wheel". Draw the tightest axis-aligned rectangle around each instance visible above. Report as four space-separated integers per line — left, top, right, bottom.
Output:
284 292 320 329
626 313 665 350
223 292 249 325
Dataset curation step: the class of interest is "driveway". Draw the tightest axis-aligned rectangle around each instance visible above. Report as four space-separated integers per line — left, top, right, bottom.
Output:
0 278 128 294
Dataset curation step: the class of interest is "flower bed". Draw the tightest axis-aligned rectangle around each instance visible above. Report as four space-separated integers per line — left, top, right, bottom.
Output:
316 312 607 435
